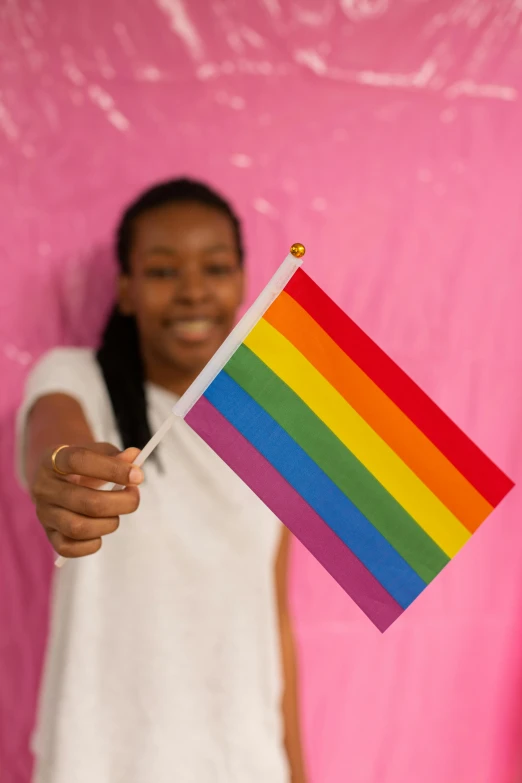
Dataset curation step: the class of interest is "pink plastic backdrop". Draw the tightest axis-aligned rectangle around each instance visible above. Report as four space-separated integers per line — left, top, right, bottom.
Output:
2 1 522 782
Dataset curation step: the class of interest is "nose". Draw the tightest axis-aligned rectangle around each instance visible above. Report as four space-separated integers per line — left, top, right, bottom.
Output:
175 266 209 304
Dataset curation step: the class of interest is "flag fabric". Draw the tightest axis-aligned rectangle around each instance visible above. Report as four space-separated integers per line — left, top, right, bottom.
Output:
173 254 514 631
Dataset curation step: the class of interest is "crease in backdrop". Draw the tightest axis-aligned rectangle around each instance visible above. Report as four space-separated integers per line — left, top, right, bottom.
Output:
1 1 522 781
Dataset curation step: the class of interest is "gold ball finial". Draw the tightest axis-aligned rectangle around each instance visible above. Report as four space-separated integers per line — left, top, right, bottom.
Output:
290 243 306 258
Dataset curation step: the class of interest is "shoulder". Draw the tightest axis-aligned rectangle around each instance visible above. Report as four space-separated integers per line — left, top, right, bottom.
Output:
23 344 109 408
19 346 111 439
27 346 101 382
23 346 107 401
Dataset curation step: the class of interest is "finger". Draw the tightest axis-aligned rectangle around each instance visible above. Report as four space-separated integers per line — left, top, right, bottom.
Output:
65 448 143 489
47 529 102 558
42 504 120 541
92 445 141 462
90 442 122 457
49 446 144 486
119 448 141 464
38 482 140 519
50 442 121 479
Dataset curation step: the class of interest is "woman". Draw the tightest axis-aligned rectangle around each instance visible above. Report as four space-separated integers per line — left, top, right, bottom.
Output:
18 179 307 783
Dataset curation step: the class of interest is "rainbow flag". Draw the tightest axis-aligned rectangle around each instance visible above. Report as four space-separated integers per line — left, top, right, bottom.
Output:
173 250 514 631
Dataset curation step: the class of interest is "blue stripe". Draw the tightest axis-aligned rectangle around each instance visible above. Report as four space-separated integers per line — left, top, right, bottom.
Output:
204 371 426 609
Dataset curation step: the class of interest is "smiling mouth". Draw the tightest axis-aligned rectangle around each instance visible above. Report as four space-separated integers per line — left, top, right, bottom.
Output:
166 318 217 343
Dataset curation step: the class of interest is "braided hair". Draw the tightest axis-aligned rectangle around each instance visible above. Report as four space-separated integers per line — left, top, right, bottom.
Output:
96 178 244 452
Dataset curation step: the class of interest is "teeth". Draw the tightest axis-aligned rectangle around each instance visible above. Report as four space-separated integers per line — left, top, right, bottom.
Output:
170 319 213 339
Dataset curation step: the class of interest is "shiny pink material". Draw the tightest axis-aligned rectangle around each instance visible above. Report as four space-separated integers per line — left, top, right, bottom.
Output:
1 2 522 782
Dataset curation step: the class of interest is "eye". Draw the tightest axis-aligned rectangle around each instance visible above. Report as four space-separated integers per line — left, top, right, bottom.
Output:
145 267 179 279
204 262 235 276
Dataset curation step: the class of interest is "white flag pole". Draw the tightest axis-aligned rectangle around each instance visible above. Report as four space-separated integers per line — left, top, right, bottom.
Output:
172 246 305 419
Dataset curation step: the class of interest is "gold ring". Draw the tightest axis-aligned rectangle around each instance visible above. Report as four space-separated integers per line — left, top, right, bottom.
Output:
51 445 70 476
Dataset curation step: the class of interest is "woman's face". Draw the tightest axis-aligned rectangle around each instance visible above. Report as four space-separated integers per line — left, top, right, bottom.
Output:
119 201 244 380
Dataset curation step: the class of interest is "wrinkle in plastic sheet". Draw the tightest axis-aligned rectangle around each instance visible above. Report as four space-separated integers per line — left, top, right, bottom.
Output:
1 2 522 782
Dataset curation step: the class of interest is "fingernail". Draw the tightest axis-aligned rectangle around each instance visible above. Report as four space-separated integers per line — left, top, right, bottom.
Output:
129 467 143 484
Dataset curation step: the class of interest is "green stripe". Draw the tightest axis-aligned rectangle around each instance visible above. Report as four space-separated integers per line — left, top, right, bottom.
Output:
225 345 450 583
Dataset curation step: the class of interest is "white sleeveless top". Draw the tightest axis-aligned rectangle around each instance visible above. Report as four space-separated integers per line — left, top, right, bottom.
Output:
17 348 289 783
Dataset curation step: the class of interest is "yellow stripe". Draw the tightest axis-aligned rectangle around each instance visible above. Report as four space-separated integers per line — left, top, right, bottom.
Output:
244 319 471 557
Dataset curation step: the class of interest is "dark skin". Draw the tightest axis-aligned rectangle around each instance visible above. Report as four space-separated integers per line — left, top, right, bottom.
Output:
119 201 245 395
26 201 307 782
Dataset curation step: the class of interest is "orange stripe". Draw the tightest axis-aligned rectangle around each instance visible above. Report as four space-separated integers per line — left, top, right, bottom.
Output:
264 292 493 533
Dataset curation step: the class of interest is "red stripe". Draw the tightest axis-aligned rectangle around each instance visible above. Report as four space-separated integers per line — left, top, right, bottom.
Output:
284 268 514 508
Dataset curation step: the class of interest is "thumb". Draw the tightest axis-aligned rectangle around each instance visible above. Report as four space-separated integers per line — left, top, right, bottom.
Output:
90 444 142 466
89 442 121 457
118 447 142 466
68 444 142 489
102 448 142 491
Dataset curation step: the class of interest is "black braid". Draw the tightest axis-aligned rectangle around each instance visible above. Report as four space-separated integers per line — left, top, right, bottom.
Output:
96 178 244 453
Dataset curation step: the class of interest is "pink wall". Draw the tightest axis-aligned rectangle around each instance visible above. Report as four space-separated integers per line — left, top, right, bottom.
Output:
2 2 522 782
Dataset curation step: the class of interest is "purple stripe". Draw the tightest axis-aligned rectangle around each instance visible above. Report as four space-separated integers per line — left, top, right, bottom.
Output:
185 396 403 632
